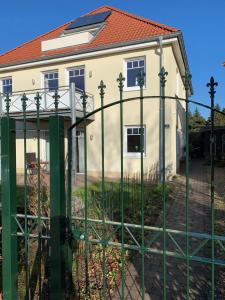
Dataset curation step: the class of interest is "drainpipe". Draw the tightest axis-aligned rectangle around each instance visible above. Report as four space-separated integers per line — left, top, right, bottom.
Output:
158 36 163 181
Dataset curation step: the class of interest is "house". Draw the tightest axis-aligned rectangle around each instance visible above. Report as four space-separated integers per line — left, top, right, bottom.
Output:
0 5 191 178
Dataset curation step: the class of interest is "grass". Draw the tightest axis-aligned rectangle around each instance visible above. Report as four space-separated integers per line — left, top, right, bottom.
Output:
0 179 172 299
72 179 171 299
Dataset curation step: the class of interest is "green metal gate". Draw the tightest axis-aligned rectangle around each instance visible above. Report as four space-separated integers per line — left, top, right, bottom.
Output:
1 69 225 299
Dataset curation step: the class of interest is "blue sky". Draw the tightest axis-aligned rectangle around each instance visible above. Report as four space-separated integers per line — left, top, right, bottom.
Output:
0 0 224 117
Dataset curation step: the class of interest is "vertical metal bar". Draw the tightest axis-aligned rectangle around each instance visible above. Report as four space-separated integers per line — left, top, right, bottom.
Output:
0 93 3 116
183 72 192 299
207 77 218 299
66 83 75 297
70 82 77 174
81 91 89 297
1 116 18 300
98 80 107 298
49 115 66 300
137 71 146 299
67 129 73 296
21 93 29 299
159 67 168 300
117 73 125 299
34 92 42 299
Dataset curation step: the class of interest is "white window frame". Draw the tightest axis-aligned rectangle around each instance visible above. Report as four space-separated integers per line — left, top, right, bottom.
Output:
66 66 85 92
123 56 146 91
124 125 146 157
0 77 12 94
41 70 59 91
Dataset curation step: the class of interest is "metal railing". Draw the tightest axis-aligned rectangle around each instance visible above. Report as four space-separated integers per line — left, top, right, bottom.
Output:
0 85 94 116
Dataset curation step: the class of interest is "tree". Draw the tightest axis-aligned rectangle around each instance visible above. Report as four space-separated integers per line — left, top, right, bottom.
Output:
207 104 225 126
189 107 206 131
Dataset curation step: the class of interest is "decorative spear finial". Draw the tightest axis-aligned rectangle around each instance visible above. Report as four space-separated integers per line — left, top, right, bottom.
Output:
21 93 28 113
117 73 125 92
206 77 218 102
81 91 88 111
158 67 168 88
5 93 11 115
98 80 106 98
52 90 60 113
183 71 192 91
34 92 41 111
137 71 146 88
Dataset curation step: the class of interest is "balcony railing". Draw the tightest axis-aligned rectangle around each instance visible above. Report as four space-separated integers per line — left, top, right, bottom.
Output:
0 86 94 116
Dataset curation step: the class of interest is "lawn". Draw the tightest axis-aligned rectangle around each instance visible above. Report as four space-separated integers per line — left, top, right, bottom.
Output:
72 179 171 299
0 179 171 299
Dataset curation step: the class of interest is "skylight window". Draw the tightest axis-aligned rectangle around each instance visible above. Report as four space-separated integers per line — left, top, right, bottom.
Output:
66 10 111 31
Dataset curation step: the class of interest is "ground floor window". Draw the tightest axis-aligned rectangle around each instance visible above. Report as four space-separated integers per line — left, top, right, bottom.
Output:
124 125 146 156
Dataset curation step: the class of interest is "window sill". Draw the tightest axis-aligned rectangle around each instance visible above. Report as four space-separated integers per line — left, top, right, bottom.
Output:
124 86 147 92
124 153 146 158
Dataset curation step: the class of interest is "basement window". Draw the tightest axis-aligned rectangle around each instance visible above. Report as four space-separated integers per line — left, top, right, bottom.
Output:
124 126 146 156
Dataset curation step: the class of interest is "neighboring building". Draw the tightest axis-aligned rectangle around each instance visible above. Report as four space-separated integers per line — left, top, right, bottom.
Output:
0 5 191 178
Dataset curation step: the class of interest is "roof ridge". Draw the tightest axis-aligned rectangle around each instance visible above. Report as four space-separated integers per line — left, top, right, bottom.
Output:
88 5 178 32
0 20 72 59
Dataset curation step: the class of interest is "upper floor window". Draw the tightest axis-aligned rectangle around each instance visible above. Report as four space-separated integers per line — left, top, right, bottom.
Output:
125 57 145 89
44 71 58 92
69 67 85 92
2 78 12 94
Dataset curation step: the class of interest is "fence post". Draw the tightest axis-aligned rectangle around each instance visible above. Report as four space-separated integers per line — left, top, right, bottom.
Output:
207 76 218 299
1 116 18 300
49 115 66 299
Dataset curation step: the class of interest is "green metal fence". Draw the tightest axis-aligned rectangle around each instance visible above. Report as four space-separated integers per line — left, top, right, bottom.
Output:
1 69 225 299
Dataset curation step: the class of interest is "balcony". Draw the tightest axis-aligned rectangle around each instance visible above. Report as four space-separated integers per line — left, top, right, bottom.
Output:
0 86 94 120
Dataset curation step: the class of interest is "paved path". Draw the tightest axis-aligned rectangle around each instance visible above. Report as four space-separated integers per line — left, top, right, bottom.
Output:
113 160 225 299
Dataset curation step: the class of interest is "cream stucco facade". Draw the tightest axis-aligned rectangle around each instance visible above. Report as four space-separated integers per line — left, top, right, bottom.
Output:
0 39 187 178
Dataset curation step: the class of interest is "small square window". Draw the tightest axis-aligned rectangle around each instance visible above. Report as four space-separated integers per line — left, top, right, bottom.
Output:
139 60 145 67
127 62 132 69
133 61 139 68
124 126 146 155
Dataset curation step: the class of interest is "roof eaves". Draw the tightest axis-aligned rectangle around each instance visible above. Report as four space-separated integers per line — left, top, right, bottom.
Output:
177 33 193 95
0 32 180 69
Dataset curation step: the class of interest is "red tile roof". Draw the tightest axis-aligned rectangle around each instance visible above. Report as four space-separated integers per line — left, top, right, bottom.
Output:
0 5 179 66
